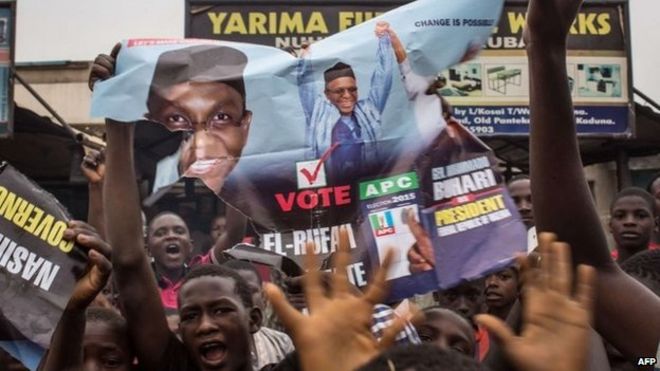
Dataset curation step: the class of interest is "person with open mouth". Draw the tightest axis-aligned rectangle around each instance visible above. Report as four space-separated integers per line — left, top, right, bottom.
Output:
146 211 195 311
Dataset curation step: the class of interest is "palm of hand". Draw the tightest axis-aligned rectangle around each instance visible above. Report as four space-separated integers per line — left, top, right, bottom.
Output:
292 294 380 370
507 285 591 371
266 229 405 371
476 234 595 371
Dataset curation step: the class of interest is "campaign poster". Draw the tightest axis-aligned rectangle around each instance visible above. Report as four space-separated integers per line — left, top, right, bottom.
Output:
415 122 526 288
91 0 526 299
0 162 88 369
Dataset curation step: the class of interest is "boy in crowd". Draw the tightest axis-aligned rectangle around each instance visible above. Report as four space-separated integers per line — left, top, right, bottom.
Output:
104 117 263 370
414 307 475 357
38 221 135 371
223 260 294 369
433 280 490 361
507 176 533 229
484 267 519 321
608 187 659 262
147 211 196 311
146 206 245 311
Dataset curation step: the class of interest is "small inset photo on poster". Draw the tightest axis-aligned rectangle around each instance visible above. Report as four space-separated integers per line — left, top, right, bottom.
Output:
440 63 482 97
577 64 622 98
368 205 419 281
484 64 527 97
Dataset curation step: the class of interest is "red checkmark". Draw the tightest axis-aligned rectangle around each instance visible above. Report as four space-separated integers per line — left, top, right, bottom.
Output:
300 143 339 185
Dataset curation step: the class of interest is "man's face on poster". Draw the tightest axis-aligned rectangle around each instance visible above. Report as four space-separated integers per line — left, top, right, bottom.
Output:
149 81 252 193
325 77 358 115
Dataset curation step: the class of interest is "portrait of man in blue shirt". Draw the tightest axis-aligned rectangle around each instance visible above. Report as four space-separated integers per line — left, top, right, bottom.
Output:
297 21 396 180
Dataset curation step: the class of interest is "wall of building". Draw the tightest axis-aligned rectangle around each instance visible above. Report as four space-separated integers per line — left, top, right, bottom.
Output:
13 62 99 127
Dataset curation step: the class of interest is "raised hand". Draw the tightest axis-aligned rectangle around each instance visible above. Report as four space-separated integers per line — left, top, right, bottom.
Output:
63 221 112 310
476 233 596 371
88 42 120 91
374 20 390 38
81 149 106 185
265 227 406 371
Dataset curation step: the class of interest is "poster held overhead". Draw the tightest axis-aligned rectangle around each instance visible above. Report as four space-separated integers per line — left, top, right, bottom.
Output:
91 0 525 300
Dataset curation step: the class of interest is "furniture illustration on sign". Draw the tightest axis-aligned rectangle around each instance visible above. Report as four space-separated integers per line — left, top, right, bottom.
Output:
487 66 522 95
448 65 482 92
586 66 617 96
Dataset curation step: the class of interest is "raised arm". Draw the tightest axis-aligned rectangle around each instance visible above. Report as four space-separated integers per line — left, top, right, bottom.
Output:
210 204 247 261
103 120 172 368
39 222 111 371
368 22 395 113
82 149 106 239
297 49 317 129
526 0 660 358
388 27 433 101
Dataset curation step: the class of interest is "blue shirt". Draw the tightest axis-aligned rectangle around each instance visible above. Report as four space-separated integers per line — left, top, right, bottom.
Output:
297 35 394 165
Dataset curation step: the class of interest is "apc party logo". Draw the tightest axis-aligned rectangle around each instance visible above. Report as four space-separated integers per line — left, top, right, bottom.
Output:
370 210 396 237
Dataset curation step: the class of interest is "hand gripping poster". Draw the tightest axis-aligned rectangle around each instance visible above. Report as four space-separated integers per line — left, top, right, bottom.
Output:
91 0 526 300
0 163 87 369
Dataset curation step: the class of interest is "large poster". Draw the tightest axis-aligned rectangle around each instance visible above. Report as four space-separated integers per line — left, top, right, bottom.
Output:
187 0 633 137
0 162 87 369
92 0 527 300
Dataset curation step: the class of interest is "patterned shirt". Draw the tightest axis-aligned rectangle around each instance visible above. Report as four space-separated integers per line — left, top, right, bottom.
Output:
253 327 295 369
371 304 421 345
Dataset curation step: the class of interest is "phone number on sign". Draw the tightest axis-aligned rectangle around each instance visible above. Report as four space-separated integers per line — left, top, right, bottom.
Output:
467 126 495 134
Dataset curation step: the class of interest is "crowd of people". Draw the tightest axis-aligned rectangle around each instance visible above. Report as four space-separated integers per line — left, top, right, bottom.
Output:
1 0 659 370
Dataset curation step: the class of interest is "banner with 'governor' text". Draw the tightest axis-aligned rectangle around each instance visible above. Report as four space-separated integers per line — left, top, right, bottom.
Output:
92 0 526 300
0 162 87 370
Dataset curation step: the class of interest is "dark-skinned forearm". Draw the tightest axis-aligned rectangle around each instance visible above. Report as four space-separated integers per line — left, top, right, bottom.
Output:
103 120 171 367
528 42 660 359
87 183 106 240
38 308 85 371
103 122 145 267
528 43 613 269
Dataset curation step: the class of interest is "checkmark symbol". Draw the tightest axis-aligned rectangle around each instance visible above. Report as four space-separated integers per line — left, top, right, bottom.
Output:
299 143 339 185
299 167 318 184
